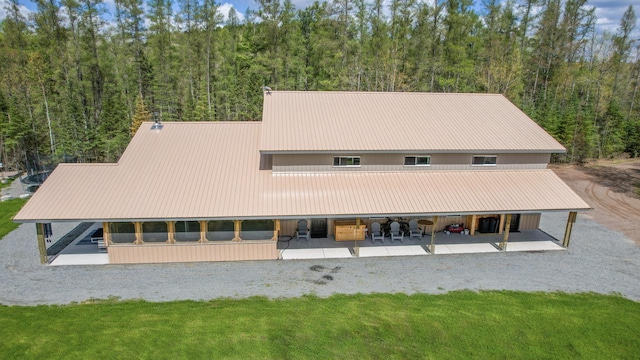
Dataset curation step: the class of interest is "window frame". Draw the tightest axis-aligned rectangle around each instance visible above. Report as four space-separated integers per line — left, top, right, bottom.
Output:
333 156 361 167
471 155 498 166
404 155 431 167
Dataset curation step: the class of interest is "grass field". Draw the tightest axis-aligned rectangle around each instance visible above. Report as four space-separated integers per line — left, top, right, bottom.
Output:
1 291 638 359
0 198 26 240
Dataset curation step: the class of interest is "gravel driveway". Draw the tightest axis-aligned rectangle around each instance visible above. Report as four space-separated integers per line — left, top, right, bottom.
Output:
1 212 639 305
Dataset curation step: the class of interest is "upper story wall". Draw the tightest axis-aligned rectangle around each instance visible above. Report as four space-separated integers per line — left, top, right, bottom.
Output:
270 153 551 172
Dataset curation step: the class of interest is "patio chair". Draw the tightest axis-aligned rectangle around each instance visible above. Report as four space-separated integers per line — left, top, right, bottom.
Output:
389 221 404 243
296 220 311 241
370 222 384 244
409 220 423 240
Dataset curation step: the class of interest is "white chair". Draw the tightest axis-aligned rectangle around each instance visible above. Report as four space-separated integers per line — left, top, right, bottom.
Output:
390 221 404 243
370 222 384 244
409 220 423 240
296 220 310 241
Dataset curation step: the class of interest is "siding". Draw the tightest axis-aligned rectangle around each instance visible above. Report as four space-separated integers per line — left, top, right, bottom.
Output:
519 213 541 230
272 153 550 172
108 241 279 264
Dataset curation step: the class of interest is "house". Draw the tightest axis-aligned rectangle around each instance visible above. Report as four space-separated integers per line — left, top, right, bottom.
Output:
14 91 591 264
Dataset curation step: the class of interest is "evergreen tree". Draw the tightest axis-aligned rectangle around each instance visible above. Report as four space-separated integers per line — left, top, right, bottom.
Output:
131 93 151 136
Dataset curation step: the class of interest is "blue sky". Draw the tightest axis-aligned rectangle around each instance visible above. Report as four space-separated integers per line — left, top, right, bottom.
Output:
1 0 638 37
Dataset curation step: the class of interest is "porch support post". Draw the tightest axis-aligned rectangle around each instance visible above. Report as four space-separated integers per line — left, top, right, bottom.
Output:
470 215 477 236
499 214 512 251
563 212 577 248
134 222 143 244
102 222 110 246
36 223 47 264
498 214 505 235
272 219 280 241
430 216 438 254
355 217 361 256
233 220 242 242
167 221 176 244
199 221 207 243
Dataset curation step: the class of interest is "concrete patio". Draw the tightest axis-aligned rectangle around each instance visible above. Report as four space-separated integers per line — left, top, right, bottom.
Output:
46 223 563 265
279 229 563 260
49 223 109 266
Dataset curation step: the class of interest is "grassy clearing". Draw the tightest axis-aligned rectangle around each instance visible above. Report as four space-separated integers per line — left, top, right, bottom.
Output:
0 291 638 359
0 198 26 240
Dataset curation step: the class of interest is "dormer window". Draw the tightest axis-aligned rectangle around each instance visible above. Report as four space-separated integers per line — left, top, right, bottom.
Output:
472 155 497 166
404 156 431 166
333 156 361 167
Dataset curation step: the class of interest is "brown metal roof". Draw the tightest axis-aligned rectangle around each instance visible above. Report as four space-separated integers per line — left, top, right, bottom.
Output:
15 121 589 222
261 91 566 153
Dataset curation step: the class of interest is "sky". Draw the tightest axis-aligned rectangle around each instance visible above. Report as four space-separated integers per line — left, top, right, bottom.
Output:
0 0 638 38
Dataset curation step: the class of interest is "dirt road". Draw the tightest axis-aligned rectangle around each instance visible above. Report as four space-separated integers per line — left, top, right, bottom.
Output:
551 160 640 244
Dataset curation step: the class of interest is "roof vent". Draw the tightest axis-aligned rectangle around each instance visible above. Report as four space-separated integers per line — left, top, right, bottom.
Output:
150 120 163 130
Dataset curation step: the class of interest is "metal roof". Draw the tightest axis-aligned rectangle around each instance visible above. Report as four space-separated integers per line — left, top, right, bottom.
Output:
260 91 566 153
14 121 589 222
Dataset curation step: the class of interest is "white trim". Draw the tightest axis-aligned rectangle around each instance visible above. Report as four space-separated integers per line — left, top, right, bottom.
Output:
333 156 361 167
403 155 431 167
471 155 497 166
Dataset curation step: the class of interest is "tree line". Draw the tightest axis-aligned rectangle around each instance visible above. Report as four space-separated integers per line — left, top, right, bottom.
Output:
0 0 638 171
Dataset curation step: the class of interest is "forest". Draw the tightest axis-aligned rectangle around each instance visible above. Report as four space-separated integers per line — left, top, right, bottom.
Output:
0 0 638 171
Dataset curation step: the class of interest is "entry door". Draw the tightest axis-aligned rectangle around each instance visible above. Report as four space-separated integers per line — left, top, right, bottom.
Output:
509 214 521 232
310 219 328 238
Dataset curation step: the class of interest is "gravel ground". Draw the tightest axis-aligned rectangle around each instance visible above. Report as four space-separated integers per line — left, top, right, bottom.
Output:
1 212 639 305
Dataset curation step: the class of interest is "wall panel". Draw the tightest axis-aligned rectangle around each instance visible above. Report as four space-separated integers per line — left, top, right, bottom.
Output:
108 241 279 264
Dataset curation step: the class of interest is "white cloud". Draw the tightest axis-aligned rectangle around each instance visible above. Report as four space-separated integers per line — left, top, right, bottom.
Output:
288 0 315 9
0 0 33 22
218 3 245 23
586 1 640 35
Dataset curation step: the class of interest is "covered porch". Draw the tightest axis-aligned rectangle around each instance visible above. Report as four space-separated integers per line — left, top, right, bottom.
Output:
277 211 576 259
278 228 565 260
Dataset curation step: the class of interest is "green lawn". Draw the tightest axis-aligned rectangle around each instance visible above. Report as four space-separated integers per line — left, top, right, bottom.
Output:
0 198 26 240
0 291 638 359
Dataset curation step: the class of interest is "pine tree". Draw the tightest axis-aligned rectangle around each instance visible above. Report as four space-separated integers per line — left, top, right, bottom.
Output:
131 94 151 136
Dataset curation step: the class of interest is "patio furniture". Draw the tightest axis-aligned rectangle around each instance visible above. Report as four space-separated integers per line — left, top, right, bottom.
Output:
296 220 311 241
334 220 366 241
389 221 404 243
370 222 384 244
409 220 423 240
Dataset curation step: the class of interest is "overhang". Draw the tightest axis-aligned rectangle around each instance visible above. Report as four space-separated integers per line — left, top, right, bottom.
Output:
14 122 589 223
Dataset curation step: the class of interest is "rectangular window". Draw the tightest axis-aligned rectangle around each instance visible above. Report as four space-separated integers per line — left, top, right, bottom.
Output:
333 156 361 167
472 155 497 166
404 156 431 166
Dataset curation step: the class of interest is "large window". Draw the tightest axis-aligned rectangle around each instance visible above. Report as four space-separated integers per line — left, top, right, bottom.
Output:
333 156 361 167
241 220 274 240
142 221 168 242
472 155 497 166
404 156 431 166
109 222 136 244
207 220 235 241
174 221 201 242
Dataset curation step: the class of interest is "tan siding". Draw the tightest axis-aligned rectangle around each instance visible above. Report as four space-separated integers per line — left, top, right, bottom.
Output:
280 220 299 237
519 213 541 230
259 154 273 170
108 241 279 264
274 154 333 166
272 153 550 172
